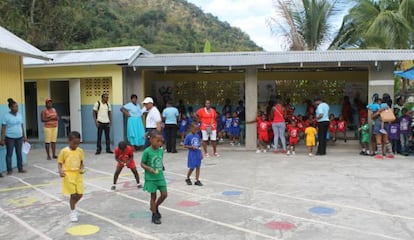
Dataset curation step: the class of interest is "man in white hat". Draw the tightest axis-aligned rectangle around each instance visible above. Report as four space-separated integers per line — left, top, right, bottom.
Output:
142 97 162 147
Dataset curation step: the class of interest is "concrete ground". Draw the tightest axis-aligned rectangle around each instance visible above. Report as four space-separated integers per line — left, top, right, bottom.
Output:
0 140 414 240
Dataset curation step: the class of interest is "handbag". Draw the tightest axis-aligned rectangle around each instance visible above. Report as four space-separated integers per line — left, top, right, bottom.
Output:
380 109 396 122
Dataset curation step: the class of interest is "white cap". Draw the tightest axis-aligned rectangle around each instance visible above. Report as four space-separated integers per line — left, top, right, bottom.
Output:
142 97 154 104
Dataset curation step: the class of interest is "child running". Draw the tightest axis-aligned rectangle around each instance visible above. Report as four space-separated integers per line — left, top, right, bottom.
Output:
141 131 167 224
111 141 142 190
305 122 317 157
358 118 370 155
184 123 203 186
58 131 85 222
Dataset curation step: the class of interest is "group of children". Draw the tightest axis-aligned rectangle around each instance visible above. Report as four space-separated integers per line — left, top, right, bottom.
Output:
58 124 203 225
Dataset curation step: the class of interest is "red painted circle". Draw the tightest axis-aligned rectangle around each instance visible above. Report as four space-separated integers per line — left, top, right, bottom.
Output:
265 221 295 230
176 201 200 207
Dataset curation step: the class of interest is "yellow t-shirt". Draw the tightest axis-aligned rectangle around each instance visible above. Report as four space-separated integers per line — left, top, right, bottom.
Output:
305 127 317 146
58 147 84 172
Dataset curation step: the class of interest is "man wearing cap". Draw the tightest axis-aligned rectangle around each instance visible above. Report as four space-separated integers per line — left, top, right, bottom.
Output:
314 96 330 155
93 93 113 154
142 97 162 148
41 98 59 160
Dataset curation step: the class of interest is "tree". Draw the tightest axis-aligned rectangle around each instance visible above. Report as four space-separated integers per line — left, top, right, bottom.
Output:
330 0 414 49
268 0 343 50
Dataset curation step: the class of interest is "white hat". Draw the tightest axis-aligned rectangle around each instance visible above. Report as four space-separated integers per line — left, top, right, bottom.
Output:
142 97 154 104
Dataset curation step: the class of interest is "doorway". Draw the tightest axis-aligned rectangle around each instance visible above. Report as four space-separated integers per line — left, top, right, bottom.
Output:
50 81 70 138
24 82 38 138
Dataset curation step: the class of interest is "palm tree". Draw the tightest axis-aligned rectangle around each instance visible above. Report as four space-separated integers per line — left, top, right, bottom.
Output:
330 0 414 49
268 0 343 50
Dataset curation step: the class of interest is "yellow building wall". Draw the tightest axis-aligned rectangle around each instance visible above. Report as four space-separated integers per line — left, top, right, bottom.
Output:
0 52 24 104
24 65 123 105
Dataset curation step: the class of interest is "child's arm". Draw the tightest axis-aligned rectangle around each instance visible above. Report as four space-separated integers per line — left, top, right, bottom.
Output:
58 163 65 177
140 162 156 174
80 161 85 174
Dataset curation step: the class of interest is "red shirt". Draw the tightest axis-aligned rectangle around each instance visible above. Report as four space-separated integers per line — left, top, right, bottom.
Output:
329 119 337 132
287 125 299 139
337 120 347 132
272 105 285 123
196 107 218 131
115 145 133 163
258 119 271 133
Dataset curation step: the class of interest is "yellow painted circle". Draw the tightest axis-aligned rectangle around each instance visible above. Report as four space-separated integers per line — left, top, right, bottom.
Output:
66 224 100 236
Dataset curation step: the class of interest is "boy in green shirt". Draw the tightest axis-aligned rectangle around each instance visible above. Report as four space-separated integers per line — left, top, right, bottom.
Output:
141 131 167 224
359 118 370 155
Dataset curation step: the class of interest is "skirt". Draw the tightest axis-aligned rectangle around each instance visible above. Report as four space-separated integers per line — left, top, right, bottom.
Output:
127 116 145 146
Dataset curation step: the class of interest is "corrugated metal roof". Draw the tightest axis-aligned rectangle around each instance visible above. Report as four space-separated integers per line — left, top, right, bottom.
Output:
24 46 152 68
0 26 50 60
131 50 414 67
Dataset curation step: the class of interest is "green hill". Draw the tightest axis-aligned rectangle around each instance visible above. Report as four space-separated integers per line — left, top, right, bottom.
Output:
0 0 262 53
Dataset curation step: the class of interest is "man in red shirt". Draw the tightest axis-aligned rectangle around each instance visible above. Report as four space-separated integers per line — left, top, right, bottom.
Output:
196 100 219 157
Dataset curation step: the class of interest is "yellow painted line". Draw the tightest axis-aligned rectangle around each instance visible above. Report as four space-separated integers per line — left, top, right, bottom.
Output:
0 173 133 193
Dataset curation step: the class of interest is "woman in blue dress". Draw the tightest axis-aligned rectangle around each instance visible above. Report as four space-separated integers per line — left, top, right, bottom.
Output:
121 94 145 150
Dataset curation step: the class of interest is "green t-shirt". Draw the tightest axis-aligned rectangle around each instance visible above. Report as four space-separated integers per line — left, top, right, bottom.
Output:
141 146 165 181
360 123 370 142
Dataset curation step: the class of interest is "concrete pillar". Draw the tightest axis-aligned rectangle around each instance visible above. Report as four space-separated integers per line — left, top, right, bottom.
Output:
368 61 395 104
245 66 258 150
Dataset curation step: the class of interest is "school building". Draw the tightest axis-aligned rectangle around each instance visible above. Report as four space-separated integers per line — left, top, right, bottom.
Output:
23 47 414 150
0 26 50 172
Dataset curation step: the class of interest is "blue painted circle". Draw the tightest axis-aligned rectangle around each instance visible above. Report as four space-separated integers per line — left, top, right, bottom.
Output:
222 190 242 196
309 206 336 215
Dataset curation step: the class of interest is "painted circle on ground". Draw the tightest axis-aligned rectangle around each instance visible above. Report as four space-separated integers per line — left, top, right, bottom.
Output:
309 206 336 216
265 221 295 231
129 211 152 219
66 224 100 236
222 190 242 196
177 200 200 207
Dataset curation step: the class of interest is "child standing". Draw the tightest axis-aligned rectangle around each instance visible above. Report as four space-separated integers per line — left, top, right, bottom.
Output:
328 114 337 142
111 141 142 190
358 118 370 155
230 112 241 146
287 120 299 155
399 108 412 155
141 131 167 224
336 114 347 142
389 119 400 154
305 122 317 157
184 123 203 186
58 131 85 222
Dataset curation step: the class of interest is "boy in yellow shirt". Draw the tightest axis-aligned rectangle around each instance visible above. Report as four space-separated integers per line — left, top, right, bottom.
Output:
305 122 317 157
58 131 85 222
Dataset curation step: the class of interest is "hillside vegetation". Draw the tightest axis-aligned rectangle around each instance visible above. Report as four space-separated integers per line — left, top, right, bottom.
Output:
0 0 262 53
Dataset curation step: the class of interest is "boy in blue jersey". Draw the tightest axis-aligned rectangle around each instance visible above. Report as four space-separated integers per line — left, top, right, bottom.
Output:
184 123 203 186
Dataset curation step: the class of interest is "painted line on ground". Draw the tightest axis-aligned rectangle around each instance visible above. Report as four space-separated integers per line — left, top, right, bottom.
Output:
165 170 414 222
0 172 133 193
88 167 403 240
0 207 53 240
10 174 159 240
56 166 281 239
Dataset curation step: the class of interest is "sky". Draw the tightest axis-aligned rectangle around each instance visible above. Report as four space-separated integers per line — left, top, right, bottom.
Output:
186 0 349 51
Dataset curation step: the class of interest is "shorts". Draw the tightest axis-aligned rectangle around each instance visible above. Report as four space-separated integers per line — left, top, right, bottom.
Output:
306 138 315 147
188 157 202 169
116 159 137 169
143 179 167 193
258 132 269 142
231 128 240 137
62 172 84 195
44 127 58 143
289 138 299 145
201 130 217 141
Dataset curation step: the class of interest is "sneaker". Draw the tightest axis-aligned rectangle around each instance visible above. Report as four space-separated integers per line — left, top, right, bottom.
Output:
256 149 261 153
111 185 116 190
156 210 162 219
219 138 224 143
374 154 384 159
359 151 365 155
273 150 279 154
292 151 296 155
344 139 347 143
185 178 192 185
194 180 203 186
379 129 387 134
386 154 395 159
286 150 291 155
152 213 161 224
213 152 220 157
237 142 241 146
267 145 271 150
281 150 287 154
205 153 210 158
70 211 78 222
106 150 114 154
309 153 313 157
180 141 184 146
262 149 267 153
137 183 142 189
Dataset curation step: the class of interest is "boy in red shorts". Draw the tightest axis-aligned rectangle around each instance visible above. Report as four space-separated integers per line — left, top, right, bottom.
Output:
247 112 271 153
111 141 142 190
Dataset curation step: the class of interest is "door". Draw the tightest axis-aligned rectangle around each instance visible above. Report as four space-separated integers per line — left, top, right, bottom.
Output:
24 82 38 138
69 79 83 140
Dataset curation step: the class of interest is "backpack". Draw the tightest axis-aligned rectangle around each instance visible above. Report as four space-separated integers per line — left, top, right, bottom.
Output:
96 101 109 111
